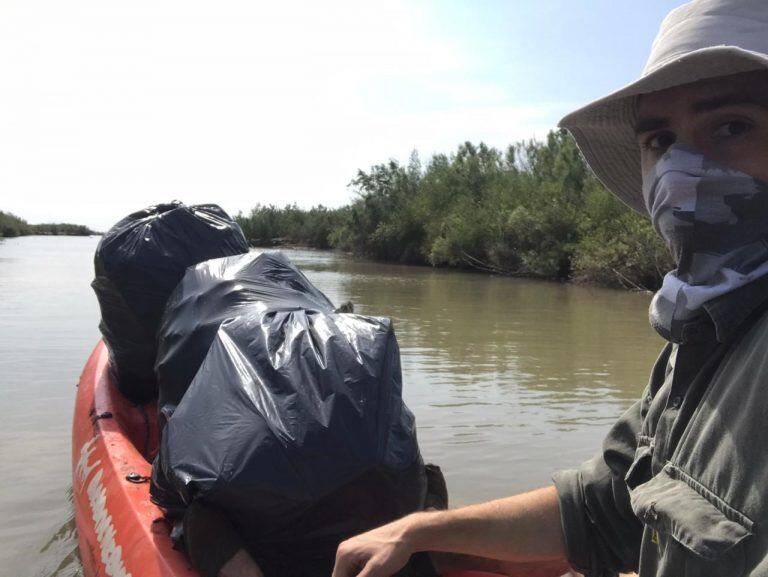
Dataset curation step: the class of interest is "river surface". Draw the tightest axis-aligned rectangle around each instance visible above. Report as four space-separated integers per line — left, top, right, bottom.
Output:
0 236 664 576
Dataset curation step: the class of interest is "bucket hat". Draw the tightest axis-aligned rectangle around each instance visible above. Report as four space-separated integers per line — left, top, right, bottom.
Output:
558 0 768 214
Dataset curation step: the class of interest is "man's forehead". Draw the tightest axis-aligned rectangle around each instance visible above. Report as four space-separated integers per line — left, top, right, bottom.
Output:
637 71 768 118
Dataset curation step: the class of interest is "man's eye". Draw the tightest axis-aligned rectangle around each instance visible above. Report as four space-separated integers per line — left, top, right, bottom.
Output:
713 120 752 137
642 131 676 151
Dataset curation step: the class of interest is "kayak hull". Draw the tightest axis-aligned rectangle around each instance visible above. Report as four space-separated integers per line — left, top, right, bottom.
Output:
72 341 195 577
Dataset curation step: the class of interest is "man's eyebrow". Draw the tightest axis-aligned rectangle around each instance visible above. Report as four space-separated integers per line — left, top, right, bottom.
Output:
692 94 766 113
633 117 669 135
633 94 767 134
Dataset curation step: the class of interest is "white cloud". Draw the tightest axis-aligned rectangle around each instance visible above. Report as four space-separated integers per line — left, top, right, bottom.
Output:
0 0 569 231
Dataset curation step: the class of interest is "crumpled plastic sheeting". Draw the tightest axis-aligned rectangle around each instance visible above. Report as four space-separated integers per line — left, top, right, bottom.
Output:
151 280 426 576
92 201 248 403
155 251 337 419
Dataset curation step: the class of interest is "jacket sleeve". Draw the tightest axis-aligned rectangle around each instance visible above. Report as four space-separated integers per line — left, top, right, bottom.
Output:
552 396 646 577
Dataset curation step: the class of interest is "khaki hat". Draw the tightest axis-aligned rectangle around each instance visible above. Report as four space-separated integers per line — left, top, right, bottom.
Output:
558 0 768 214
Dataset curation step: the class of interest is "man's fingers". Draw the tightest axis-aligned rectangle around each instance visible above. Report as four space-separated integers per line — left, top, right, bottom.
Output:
333 521 413 577
331 551 349 577
333 551 388 577
332 542 362 577
356 559 386 577
331 558 352 577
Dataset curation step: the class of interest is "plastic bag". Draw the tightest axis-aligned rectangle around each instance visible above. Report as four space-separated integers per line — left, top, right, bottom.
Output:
155 251 336 418
151 269 426 576
92 201 248 403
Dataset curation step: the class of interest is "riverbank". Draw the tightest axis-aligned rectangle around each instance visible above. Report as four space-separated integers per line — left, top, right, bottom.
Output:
0 210 97 238
237 131 672 291
251 242 656 294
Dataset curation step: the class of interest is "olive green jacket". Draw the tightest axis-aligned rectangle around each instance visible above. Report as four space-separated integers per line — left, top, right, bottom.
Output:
554 279 768 577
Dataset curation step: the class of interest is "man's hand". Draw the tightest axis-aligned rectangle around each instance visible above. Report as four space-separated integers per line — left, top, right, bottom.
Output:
333 486 568 577
332 515 417 577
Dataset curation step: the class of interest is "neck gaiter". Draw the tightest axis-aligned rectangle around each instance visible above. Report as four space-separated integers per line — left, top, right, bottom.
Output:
644 145 768 343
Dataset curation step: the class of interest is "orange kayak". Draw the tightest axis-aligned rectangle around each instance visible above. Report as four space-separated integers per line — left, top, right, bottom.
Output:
72 341 501 577
72 341 195 577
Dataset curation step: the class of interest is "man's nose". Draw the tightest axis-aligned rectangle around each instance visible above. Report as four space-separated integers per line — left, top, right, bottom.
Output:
672 120 721 160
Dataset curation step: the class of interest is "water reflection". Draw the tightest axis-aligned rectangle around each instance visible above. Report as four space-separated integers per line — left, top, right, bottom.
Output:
17 488 82 577
33 490 82 577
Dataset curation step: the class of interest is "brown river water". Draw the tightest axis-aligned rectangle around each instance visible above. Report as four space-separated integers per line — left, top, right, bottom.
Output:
0 236 664 576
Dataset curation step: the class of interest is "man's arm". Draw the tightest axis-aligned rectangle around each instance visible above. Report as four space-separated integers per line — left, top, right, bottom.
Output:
332 486 569 577
432 554 572 577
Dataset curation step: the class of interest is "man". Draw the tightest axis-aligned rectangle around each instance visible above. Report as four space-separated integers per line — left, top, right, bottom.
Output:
332 1 768 576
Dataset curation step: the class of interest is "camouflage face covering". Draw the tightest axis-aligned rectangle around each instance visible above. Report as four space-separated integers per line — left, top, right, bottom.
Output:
644 145 768 343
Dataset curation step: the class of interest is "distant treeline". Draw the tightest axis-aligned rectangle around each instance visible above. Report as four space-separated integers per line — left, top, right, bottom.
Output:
0 211 96 238
236 130 673 290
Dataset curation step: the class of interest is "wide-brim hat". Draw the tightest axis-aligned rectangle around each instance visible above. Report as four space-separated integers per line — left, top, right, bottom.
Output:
558 0 768 214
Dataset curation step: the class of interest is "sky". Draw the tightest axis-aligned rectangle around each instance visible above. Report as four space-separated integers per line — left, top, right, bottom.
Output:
1 0 684 232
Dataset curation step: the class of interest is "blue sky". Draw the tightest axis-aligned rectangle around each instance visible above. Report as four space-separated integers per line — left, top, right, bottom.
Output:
1 1 684 231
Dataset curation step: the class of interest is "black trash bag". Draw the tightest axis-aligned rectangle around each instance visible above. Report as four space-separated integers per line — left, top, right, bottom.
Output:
155 251 335 419
151 304 427 577
92 201 248 404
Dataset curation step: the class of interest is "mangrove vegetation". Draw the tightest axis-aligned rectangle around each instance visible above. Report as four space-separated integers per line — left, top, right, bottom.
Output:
237 130 672 290
0 211 96 238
